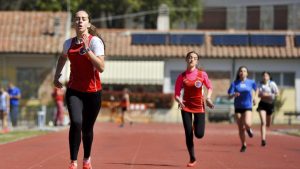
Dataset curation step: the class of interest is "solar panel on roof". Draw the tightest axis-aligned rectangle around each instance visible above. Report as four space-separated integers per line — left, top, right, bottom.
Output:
294 35 300 47
131 34 167 45
212 35 249 46
170 34 204 45
250 35 285 46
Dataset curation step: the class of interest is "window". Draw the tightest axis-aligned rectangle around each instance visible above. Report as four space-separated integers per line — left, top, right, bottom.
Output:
248 72 254 79
170 70 183 89
198 7 226 30
17 68 45 99
283 73 295 87
254 72 261 84
249 71 294 87
274 5 288 30
247 6 260 30
270 73 281 86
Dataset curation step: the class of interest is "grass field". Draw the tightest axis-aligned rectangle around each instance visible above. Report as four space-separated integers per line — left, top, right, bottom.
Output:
281 129 300 137
0 130 49 144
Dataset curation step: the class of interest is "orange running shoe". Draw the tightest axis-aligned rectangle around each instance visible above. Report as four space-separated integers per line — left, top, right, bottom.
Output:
83 162 92 169
68 162 77 169
187 161 197 167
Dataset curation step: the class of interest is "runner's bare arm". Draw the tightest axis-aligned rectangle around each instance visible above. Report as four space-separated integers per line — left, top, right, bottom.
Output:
53 53 67 88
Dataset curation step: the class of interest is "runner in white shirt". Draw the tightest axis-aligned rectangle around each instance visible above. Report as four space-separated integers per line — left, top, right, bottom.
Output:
257 71 279 147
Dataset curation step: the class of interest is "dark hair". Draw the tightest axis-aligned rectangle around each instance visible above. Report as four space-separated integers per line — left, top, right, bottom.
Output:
261 71 272 83
186 51 203 71
235 66 248 81
74 10 105 49
186 51 200 60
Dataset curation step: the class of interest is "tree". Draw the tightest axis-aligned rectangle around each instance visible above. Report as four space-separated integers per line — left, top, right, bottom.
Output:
0 0 202 29
139 0 202 29
272 90 286 124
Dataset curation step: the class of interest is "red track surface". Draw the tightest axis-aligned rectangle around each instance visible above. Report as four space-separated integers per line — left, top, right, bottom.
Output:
0 122 299 169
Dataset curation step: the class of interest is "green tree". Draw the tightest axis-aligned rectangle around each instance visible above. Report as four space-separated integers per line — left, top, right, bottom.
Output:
0 0 81 11
272 90 286 124
139 0 202 29
0 0 202 29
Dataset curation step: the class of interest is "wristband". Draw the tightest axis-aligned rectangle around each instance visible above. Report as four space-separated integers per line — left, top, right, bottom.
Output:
85 48 91 52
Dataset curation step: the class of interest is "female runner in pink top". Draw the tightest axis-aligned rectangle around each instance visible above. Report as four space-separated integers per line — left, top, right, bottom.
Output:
175 51 214 167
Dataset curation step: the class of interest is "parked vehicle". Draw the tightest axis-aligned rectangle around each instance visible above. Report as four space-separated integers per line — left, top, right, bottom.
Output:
207 95 235 123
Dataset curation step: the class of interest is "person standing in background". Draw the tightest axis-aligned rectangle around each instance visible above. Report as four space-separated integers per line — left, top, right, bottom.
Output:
119 88 132 127
52 87 65 126
0 85 10 133
8 82 21 127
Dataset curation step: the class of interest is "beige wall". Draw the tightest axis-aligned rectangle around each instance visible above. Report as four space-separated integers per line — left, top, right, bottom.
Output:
0 54 57 99
252 88 296 124
1 54 56 79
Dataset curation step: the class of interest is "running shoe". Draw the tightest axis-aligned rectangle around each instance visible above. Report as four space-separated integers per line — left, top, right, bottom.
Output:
261 140 266 147
240 145 247 152
246 128 253 138
187 161 197 167
83 162 92 169
68 162 77 169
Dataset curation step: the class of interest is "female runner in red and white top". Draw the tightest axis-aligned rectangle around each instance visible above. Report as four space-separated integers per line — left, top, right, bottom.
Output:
175 51 214 167
54 10 105 169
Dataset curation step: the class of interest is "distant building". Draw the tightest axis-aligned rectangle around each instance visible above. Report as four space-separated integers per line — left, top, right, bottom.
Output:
98 29 300 123
199 0 300 30
1 11 299 123
0 11 69 100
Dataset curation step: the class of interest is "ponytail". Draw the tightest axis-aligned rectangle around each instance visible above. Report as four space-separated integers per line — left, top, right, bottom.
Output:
88 24 99 37
88 24 105 49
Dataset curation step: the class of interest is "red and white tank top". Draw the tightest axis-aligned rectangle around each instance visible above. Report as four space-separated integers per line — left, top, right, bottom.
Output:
67 35 102 92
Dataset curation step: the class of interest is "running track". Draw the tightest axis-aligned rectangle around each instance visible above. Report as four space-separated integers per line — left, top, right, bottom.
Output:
0 122 299 169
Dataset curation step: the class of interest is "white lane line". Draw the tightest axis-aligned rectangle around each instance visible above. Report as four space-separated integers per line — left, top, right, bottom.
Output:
130 136 143 169
27 150 65 169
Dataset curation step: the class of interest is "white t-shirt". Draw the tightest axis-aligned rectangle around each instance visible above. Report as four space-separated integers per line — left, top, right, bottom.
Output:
258 81 279 104
0 92 9 111
63 36 105 57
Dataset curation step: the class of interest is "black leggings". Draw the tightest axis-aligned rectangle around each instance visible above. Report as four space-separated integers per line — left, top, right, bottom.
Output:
66 88 102 161
181 111 205 162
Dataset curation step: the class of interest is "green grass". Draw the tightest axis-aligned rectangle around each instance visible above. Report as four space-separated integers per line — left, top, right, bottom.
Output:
0 130 49 144
276 128 300 137
284 129 300 137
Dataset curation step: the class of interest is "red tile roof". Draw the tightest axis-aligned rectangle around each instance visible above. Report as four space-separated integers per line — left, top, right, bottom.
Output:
0 11 68 54
99 29 300 59
0 11 299 59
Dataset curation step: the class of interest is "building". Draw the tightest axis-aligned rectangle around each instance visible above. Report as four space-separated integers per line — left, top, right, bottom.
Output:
0 11 69 101
199 0 300 30
1 11 299 123
98 29 300 123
